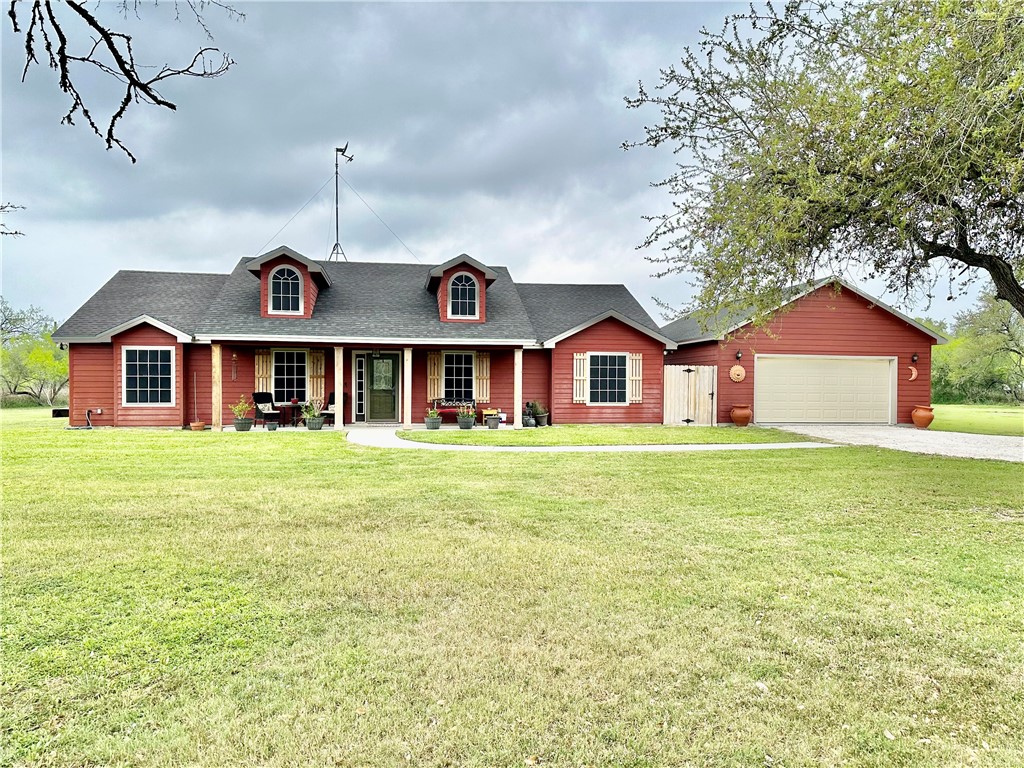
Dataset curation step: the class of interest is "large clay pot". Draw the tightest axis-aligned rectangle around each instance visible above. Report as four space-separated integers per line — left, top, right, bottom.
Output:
730 404 753 427
911 405 935 429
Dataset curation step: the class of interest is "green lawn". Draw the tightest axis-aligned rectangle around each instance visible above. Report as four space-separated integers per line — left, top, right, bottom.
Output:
3 408 1023 767
932 403 1024 436
399 424 805 446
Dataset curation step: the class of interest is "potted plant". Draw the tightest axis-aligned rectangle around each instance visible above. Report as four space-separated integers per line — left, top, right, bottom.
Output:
485 412 501 429
531 401 549 427
456 404 476 429
425 407 442 430
266 420 279 431
228 396 255 432
523 405 536 428
302 400 325 431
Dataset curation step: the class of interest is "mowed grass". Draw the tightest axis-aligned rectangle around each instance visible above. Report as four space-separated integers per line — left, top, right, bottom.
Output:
932 403 1024 436
399 423 805 446
3 408 1023 767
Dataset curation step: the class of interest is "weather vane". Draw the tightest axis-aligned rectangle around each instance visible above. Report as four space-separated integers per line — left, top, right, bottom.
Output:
329 143 354 262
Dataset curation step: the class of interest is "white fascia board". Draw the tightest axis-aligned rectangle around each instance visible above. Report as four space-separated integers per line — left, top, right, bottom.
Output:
62 315 194 344
543 310 678 349
247 245 333 286
427 253 498 281
193 333 538 346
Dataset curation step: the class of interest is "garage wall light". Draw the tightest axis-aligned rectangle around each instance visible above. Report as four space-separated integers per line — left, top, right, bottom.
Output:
911 353 919 363
735 350 743 360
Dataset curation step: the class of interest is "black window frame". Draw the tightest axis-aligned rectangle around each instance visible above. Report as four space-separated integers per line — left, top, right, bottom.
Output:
448 273 478 319
587 352 628 405
122 346 174 406
443 351 475 400
270 266 302 314
273 349 308 404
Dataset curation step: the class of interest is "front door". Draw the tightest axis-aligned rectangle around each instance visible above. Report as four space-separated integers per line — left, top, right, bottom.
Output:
368 354 399 421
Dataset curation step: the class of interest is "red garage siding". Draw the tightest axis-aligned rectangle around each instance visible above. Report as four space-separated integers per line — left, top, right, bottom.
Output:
669 286 935 425
551 318 665 424
68 343 115 426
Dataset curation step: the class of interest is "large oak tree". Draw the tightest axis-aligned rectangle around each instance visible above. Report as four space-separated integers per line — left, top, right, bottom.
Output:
626 0 1024 325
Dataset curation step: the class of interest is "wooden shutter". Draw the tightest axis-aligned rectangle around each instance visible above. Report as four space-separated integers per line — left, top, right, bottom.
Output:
628 353 643 403
573 352 587 403
475 352 490 403
427 351 442 401
255 349 271 393
308 349 326 404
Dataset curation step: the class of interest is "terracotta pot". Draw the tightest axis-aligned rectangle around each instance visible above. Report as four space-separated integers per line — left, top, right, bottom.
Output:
189 421 206 431
730 404 753 427
911 405 934 429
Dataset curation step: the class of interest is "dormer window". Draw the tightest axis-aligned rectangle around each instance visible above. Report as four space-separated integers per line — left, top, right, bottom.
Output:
448 273 478 319
270 266 303 315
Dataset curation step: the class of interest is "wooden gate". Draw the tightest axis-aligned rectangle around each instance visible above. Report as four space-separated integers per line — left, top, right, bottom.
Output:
663 365 717 426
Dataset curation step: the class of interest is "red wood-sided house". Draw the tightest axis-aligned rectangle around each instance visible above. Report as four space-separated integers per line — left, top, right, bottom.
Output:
53 247 677 429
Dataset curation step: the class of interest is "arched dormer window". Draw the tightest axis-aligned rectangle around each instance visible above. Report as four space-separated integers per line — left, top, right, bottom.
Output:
448 272 478 319
270 266 303 314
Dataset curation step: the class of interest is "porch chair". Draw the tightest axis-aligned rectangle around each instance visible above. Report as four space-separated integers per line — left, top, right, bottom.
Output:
252 392 280 427
322 392 336 426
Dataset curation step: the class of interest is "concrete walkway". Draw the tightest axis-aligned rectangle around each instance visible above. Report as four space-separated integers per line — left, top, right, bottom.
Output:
344 427 838 454
777 424 1024 463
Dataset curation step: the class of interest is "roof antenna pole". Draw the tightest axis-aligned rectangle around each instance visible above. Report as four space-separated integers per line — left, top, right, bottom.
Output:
329 143 354 262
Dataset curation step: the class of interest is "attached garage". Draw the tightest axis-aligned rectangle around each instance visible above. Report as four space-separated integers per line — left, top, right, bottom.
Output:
661 278 947 425
753 355 895 424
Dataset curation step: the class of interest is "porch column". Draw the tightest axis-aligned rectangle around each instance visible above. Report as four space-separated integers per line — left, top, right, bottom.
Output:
334 346 344 428
403 347 413 430
513 347 523 430
211 343 223 431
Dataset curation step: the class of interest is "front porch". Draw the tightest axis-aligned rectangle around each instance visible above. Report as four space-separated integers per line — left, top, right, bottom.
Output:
208 343 529 431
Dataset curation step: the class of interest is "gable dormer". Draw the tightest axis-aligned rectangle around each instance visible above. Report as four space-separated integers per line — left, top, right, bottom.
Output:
425 254 498 323
247 246 332 319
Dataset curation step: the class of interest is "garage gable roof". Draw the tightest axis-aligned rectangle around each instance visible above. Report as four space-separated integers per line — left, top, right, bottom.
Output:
662 278 948 345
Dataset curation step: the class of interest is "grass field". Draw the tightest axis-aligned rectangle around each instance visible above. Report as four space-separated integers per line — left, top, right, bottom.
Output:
3 408 1023 767
399 424 804 446
932 403 1024 436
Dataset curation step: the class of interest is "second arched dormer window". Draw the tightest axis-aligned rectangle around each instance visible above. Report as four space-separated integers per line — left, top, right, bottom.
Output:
448 273 478 319
270 266 302 314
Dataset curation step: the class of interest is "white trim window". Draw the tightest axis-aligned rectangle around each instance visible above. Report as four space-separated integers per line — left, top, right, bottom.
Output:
122 346 175 406
273 349 307 403
269 266 303 314
447 272 478 319
443 351 475 400
587 352 628 405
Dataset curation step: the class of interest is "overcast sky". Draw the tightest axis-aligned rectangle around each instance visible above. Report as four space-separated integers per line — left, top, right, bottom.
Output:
2 1 979 327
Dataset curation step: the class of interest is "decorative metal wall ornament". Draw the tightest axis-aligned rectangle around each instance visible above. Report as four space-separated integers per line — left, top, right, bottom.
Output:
729 364 746 383
908 365 919 381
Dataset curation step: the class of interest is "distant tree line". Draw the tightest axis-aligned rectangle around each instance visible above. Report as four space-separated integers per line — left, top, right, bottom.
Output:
925 290 1024 405
1 298 68 406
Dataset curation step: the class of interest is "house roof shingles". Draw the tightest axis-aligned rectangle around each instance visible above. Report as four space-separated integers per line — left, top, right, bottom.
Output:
516 283 660 342
55 257 667 347
54 271 228 340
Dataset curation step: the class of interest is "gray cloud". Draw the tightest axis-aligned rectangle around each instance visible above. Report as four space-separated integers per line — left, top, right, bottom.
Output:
2 1 973 325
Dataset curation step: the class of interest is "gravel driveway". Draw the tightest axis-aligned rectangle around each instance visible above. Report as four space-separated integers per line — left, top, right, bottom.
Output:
776 424 1024 463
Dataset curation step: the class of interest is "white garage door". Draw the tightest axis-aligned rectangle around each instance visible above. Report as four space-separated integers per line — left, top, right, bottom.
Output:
754 356 893 424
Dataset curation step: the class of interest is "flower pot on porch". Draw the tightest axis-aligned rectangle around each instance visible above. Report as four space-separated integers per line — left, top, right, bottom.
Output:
911 405 934 429
485 415 500 429
190 421 206 431
457 416 475 430
535 413 549 427
305 416 325 431
266 421 278 431
730 404 752 427
233 417 254 432
425 416 442 430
